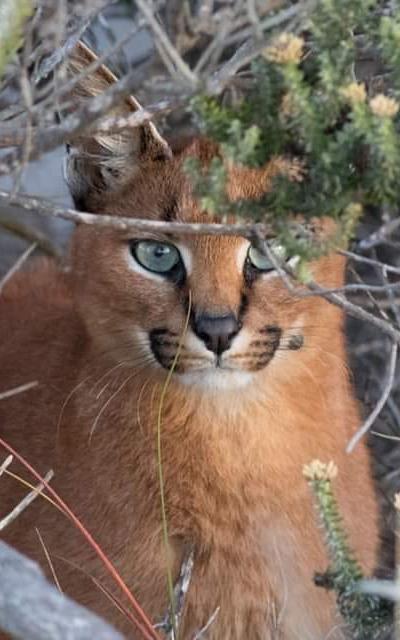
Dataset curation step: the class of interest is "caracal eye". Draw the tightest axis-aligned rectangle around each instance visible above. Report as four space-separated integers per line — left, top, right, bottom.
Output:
247 241 287 271
131 240 181 274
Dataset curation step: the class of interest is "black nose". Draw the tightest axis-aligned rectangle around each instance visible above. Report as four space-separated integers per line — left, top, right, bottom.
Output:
194 313 240 355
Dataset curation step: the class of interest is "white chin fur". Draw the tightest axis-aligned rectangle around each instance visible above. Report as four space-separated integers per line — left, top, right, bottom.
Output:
178 368 254 391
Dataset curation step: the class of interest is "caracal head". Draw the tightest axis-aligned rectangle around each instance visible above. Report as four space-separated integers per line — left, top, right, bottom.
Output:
65 43 344 392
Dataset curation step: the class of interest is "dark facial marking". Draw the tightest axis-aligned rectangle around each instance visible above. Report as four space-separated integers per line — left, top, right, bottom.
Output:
243 259 258 287
254 326 282 369
237 293 248 327
259 325 281 336
150 328 178 338
149 328 181 369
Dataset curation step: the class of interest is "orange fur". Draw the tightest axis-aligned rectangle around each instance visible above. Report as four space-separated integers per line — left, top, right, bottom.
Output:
0 44 379 639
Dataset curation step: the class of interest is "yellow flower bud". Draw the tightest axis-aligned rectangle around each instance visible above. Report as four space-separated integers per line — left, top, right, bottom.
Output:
370 94 399 118
303 459 338 481
263 33 304 65
340 83 367 105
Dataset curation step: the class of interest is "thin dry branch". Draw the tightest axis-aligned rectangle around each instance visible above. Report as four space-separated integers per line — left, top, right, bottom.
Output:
155 548 194 639
0 241 37 293
340 250 400 276
0 218 61 258
0 469 54 532
0 54 155 175
358 217 400 250
206 3 301 94
346 341 399 453
134 0 198 87
35 528 63 593
0 381 38 401
0 97 183 148
33 1 118 84
254 238 400 344
303 280 400 344
0 542 125 640
0 0 308 157
0 189 274 238
0 456 13 478
193 607 220 639
10 9 150 130
1 189 400 344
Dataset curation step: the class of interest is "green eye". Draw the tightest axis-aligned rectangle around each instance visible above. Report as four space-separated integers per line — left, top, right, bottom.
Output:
131 240 180 274
247 242 287 271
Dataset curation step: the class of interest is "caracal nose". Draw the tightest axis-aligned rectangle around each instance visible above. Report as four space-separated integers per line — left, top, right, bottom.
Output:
194 313 240 355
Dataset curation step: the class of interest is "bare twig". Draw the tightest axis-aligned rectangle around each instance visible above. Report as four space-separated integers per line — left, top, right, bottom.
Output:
192 607 220 639
206 4 300 94
360 579 400 601
171 548 194 637
358 217 400 250
0 189 274 238
0 470 54 532
303 280 400 345
247 0 263 40
0 97 184 148
0 456 13 478
0 382 38 401
340 249 400 276
0 218 62 258
0 56 155 175
155 548 195 639
226 1 303 45
381 262 400 329
0 241 37 293
35 528 63 593
134 0 198 87
349 296 400 311
33 1 118 84
253 237 400 344
1 189 400 344
347 341 399 453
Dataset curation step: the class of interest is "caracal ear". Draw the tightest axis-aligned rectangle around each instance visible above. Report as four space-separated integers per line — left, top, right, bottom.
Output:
64 41 171 209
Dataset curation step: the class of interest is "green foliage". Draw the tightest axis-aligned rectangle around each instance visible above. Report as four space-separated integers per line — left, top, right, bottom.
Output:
379 14 400 92
304 461 391 639
0 0 33 80
187 0 400 258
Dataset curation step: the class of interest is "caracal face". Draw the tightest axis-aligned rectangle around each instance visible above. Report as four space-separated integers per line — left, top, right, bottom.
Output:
64 43 343 393
70 141 343 393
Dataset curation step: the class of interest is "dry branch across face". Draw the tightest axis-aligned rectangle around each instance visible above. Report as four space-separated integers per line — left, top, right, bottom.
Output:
1 186 400 346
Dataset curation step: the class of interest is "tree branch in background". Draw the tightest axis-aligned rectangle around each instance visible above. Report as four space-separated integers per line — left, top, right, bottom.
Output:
347 342 399 453
0 218 61 258
0 542 125 640
0 96 185 149
134 0 198 87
